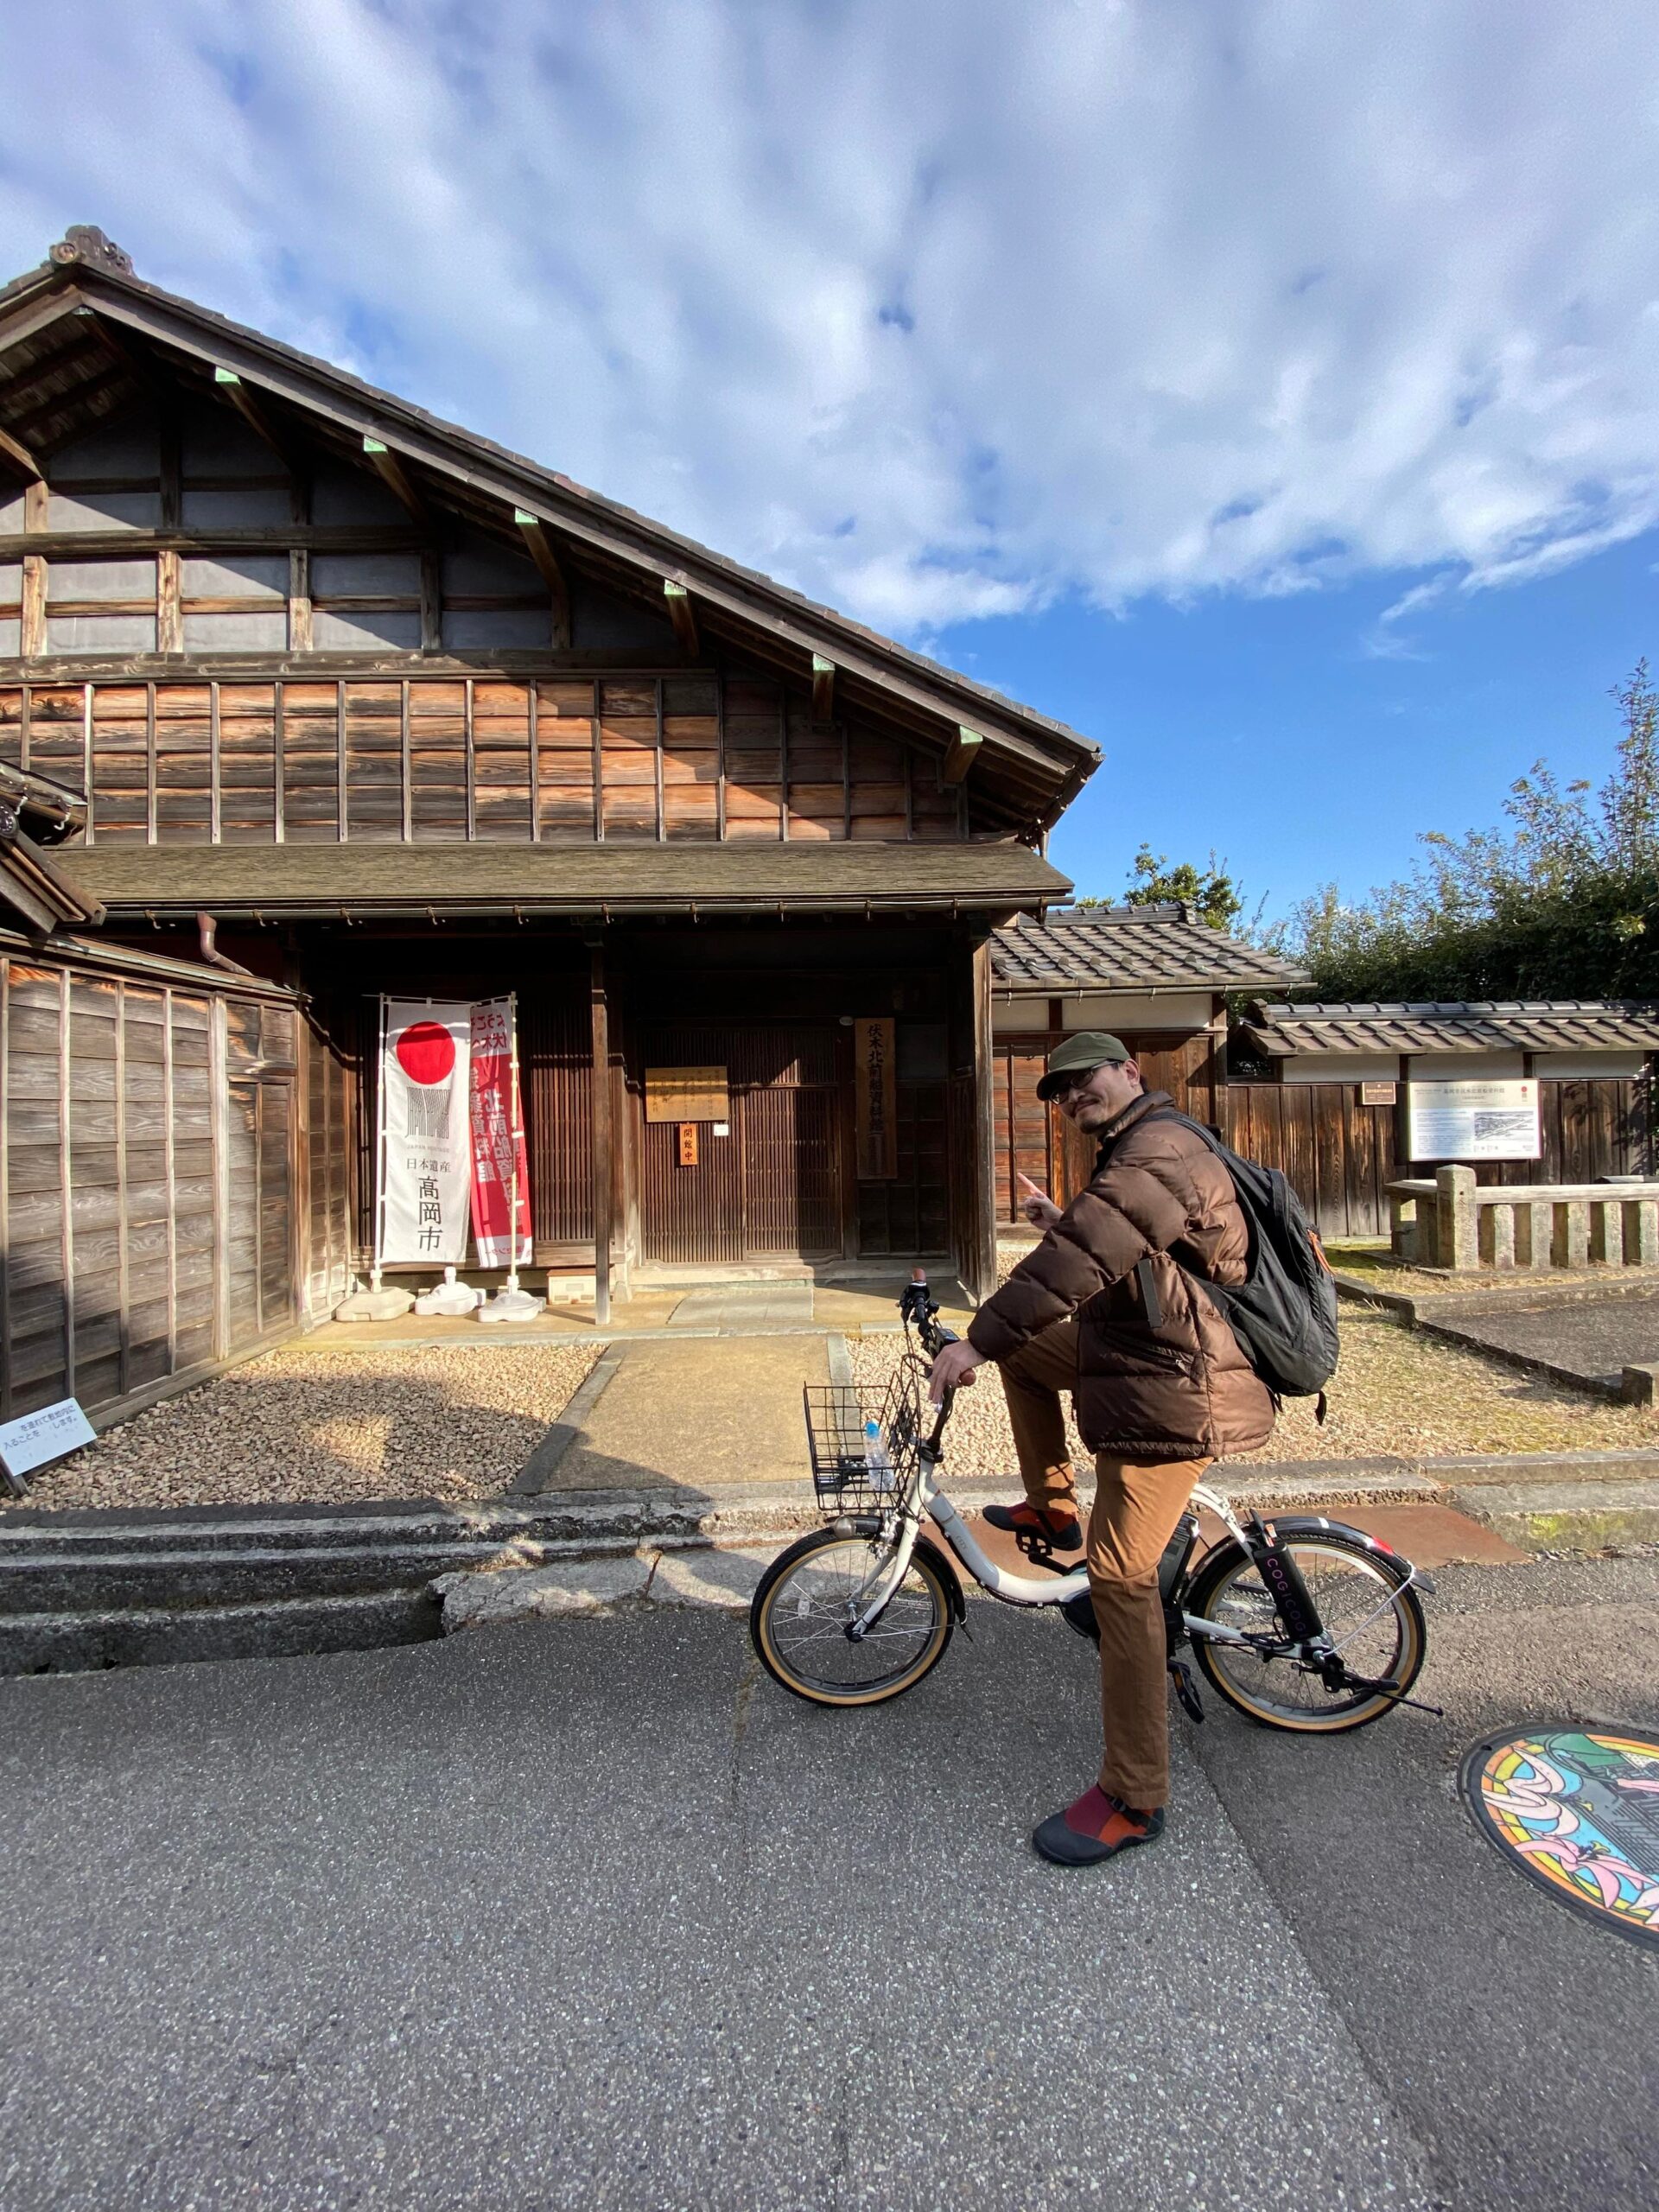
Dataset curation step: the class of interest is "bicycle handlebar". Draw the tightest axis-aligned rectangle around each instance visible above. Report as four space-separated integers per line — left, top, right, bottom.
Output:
901 1269 959 1446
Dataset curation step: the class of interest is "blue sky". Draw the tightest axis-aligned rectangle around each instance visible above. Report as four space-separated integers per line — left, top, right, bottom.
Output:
3 0 1657 923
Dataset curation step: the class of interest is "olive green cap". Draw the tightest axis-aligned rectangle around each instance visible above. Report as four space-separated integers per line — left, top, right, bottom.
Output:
1035 1030 1130 1101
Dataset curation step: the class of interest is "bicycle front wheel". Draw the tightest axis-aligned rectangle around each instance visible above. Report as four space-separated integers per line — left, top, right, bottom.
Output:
1186 1529 1427 1732
750 1528 953 1707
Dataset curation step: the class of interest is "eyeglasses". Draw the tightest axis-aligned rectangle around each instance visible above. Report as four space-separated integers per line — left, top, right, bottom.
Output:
1051 1061 1123 1103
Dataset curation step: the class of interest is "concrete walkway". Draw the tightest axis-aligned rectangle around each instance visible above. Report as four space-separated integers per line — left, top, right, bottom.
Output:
552 1335 830 1493
1430 1289 1659 1392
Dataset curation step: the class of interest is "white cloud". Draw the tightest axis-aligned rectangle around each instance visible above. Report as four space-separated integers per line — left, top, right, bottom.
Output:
3 0 1659 638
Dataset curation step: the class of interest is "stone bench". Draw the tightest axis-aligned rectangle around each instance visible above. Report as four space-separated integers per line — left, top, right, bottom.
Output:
1388 1166 1659 1272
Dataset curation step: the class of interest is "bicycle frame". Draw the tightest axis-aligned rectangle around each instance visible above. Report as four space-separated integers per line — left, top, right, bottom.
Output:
832 1275 1434 1690
843 1448 1274 1650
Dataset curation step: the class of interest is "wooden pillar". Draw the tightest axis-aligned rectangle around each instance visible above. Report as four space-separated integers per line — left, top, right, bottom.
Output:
589 938 613 1325
970 937 996 1303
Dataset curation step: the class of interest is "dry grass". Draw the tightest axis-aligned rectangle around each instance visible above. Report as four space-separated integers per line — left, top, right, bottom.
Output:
4 1343 602 1514
851 1308 1658 1478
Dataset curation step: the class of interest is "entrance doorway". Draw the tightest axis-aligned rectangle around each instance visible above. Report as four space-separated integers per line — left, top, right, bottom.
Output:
639 1023 842 1264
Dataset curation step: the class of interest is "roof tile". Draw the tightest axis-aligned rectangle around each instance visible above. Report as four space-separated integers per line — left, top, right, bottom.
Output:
1245 1001 1659 1053
989 906 1307 993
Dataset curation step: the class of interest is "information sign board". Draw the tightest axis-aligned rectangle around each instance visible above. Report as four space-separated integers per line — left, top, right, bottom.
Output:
855 1017 898 1179
1407 1078 1540 1161
645 1066 729 1124
0 1396 96 1494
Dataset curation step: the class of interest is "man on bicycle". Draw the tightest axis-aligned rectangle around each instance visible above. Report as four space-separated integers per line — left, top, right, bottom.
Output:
927 1032 1275 1867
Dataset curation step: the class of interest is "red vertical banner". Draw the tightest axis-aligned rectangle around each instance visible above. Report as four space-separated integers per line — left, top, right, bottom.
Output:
468 995 532 1267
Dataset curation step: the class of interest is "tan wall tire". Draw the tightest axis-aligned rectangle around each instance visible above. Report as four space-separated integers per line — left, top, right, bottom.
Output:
1186 1532 1427 1732
750 1529 954 1708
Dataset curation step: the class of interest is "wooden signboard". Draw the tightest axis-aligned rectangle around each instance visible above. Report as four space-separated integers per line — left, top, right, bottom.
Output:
677 1122 699 1166
855 1017 898 1180
645 1065 729 1124
1361 1080 1398 1107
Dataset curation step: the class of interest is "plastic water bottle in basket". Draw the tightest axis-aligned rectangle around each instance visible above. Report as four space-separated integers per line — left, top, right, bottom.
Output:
861 1417 895 1495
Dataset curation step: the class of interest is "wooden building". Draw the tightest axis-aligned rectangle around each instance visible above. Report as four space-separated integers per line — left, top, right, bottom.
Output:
0 229 1098 1419
988 905 1306 1217
1235 1001 1659 1236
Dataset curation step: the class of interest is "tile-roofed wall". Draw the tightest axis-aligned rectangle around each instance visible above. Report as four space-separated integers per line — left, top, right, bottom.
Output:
991 906 1308 994
1244 1001 1659 1054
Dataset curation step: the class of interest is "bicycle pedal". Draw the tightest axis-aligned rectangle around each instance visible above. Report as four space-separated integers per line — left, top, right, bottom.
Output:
1169 1660 1205 1724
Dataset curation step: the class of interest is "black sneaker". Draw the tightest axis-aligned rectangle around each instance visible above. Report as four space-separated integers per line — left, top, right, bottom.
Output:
1033 1786 1166 1868
983 1500 1083 1549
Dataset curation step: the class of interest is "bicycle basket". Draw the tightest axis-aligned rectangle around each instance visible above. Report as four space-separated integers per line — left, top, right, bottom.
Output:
801 1360 928 1514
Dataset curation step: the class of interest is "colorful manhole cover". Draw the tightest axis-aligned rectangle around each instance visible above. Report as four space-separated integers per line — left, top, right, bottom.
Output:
1461 1727 1659 1951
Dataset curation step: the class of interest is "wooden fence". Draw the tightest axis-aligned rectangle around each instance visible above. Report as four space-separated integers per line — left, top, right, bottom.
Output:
995 1055 1654 1243
1222 1077 1653 1240
0 933 308 1426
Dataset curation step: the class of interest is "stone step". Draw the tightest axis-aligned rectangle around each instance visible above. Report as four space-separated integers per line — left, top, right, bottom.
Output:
0 1588 440 1676
1452 1478 1659 1553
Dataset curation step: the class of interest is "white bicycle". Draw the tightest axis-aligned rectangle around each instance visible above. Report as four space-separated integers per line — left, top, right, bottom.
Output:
750 1273 1439 1731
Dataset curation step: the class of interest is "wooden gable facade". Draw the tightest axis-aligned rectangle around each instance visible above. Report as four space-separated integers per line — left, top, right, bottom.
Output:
0 231 1096 1415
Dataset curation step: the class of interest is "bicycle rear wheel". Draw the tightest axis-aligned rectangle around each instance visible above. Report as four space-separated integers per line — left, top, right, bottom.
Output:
1186 1529 1426 1732
750 1528 953 1707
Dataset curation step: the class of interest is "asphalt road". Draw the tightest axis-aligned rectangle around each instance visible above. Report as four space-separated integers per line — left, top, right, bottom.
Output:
2 1555 1656 2211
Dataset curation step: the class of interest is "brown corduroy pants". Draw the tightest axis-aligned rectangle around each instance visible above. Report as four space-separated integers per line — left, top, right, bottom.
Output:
995 1316 1209 1811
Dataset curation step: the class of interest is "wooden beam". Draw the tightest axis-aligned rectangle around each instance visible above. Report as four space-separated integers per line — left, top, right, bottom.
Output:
156 549 182 652
971 938 997 1302
0 286 89 360
213 367 303 474
81 287 1090 791
588 940 613 1326
419 546 442 652
0 333 108 407
664 580 698 657
514 509 571 648
19 556 45 658
0 423 41 481
362 436 427 522
2 364 130 444
811 654 836 723
943 725 984 785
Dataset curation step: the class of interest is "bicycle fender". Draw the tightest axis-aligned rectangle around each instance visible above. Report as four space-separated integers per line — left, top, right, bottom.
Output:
1250 1514 1434 1592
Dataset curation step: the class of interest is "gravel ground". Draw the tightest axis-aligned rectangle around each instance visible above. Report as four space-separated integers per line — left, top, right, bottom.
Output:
852 1307 1659 1475
4 1344 601 1514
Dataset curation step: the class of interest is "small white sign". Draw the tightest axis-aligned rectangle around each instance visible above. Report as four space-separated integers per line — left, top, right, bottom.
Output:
1408 1078 1541 1161
713 1122 730 1137
0 1396 96 1479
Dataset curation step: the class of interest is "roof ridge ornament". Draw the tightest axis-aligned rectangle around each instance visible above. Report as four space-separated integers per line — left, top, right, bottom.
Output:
49 226 135 277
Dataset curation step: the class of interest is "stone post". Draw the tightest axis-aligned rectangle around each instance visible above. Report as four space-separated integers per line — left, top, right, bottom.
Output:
1554 1198 1591 1269
1434 1164 1479 1272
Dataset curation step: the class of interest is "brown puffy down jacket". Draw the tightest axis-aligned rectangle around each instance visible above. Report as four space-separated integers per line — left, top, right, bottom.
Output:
968 1089 1276 1461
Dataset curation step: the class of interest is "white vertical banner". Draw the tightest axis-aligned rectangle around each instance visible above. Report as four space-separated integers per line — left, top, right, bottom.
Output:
380 998 474 1263
468 995 533 1268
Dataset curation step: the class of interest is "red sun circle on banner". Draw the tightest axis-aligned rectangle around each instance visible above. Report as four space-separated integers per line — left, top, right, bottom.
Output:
395 1020 456 1086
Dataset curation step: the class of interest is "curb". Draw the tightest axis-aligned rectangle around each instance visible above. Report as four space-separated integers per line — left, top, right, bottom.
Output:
1449 1478 1659 1554
506 1344 629 1495
10 1445 1659 1676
